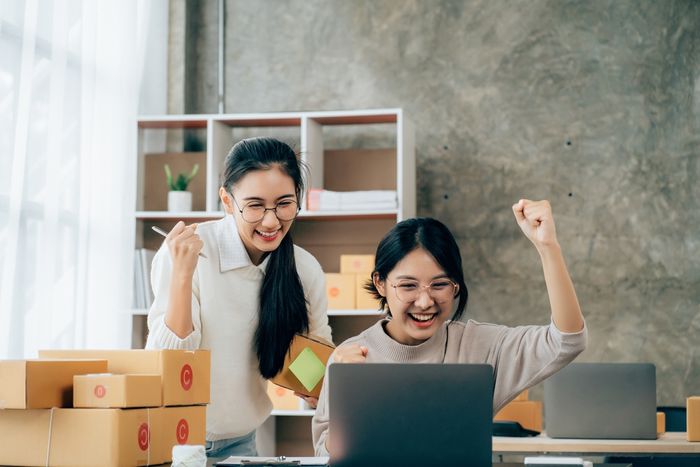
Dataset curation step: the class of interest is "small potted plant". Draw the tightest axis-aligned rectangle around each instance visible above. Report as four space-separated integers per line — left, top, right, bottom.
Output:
165 163 199 212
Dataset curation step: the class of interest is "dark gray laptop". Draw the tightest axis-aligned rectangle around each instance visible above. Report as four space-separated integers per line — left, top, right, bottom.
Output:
329 363 494 467
544 363 657 439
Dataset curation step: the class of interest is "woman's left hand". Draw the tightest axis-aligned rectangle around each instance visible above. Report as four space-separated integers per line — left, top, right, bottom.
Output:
294 392 319 409
512 199 559 250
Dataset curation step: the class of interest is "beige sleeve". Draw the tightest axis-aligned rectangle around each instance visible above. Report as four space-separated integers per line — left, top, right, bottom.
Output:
487 321 587 412
311 355 335 457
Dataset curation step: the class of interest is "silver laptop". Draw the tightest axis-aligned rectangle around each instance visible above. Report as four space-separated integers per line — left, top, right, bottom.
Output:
329 363 494 467
544 363 657 439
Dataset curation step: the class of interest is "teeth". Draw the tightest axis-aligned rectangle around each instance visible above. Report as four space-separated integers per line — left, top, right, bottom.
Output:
412 313 434 322
257 230 277 238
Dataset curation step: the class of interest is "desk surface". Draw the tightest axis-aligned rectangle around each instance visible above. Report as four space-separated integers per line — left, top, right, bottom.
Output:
493 432 700 455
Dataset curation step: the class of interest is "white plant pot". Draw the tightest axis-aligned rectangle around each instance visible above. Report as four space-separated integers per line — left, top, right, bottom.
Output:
168 191 192 212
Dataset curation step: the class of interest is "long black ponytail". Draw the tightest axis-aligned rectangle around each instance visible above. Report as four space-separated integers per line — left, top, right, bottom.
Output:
221 137 309 379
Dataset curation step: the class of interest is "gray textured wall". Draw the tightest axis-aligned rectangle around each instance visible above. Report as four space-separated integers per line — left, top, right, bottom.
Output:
177 0 700 405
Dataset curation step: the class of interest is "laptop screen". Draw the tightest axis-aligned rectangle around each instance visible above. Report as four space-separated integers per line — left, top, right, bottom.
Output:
544 362 657 439
329 363 494 467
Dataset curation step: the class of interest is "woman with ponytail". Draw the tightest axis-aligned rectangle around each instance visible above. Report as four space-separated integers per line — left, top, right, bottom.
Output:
146 137 332 461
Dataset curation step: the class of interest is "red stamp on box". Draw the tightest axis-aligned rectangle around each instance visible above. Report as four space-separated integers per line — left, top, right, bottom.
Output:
94 384 106 398
180 364 193 390
138 423 150 451
176 418 189 444
329 287 340 297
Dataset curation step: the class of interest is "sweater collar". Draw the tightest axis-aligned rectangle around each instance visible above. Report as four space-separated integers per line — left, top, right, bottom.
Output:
216 214 270 272
365 318 449 362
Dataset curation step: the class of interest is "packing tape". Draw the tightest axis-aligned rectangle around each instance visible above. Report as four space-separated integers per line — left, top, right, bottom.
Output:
45 407 55 467
147 407 151 466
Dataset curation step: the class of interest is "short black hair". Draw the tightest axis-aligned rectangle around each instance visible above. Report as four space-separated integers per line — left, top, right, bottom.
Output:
364 217 468 320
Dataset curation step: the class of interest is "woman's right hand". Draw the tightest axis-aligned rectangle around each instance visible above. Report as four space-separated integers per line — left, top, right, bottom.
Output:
166 221 203 278
333 344 368 363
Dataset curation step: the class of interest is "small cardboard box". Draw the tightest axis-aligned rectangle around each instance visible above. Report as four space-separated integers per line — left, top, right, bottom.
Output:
656 411 666 435
494 400 543 432
74 374 162 408
39 349 210 407
270 334 335 398
267 381 303 411
0 359 108 409
688 396 700 441
158 405 207 463
340 255 375 274
355 274 380 311
326 273 356 309
0 407 163 466
514 390 529 401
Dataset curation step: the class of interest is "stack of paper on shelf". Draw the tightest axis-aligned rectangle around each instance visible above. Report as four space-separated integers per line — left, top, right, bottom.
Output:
307 189 397 211
0 350 210 466
133 248 156 310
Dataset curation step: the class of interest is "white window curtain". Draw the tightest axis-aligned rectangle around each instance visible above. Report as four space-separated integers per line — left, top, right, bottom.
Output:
0 0 152 358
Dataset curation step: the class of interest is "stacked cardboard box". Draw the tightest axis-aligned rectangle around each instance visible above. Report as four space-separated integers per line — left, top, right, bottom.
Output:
326 254 380 311
688 396 700 442
0 350 210 466
494 390 543 432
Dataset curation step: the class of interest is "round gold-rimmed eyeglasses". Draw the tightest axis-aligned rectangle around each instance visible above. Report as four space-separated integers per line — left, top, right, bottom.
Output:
230 194 300 223
389 279 458 304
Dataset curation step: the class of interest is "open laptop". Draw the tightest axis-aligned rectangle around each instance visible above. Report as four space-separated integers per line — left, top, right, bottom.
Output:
329 363 494 467
544 362 657 439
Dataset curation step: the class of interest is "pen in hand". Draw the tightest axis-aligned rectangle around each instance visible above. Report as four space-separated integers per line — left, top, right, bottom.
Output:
151 225 207 258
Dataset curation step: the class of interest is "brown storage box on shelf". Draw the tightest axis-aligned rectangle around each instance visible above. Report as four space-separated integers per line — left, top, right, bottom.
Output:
158 405 207 463
340 254 375 274
0 407 164 466
0 359 108 409
38 349 210 406
325 273 356 309
355 274 380 311
74 374 162 408
688 396 700 441
494 400 543 432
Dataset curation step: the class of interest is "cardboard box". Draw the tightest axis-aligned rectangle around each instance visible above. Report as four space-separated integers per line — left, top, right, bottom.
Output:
656 411 666 435
340 255 375 274
355 274 380 311
38 349 210 407
74 374 162 408
0 359 108 409
271 334 335 398
688 396 700 441
514 390 529 401
158 405 207 463
0 407 163 466
325 273 356 309
494 400 543 432
267 381 303 411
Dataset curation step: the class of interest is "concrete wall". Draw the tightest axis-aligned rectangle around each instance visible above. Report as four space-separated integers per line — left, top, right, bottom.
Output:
175 0 700 405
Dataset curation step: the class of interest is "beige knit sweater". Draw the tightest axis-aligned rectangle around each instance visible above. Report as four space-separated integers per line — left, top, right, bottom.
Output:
312 318 587 456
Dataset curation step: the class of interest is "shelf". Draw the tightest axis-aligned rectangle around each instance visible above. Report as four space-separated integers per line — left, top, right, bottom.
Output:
328 309 383 316
135 210 398 221
135 211 225 220
270 409 315 417
131 308 383 317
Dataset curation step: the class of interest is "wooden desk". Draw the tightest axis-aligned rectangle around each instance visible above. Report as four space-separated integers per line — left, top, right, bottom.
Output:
493 432 700 455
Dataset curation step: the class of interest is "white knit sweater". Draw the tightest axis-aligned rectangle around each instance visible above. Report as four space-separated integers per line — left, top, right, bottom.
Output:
146 215 332 441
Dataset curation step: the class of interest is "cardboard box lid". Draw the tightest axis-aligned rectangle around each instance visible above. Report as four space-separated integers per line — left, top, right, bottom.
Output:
270 334 335 398
73 374 162 408
0 359 108 409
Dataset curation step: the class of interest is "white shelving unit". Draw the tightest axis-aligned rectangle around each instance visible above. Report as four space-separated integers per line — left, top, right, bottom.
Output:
132 109 415 456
